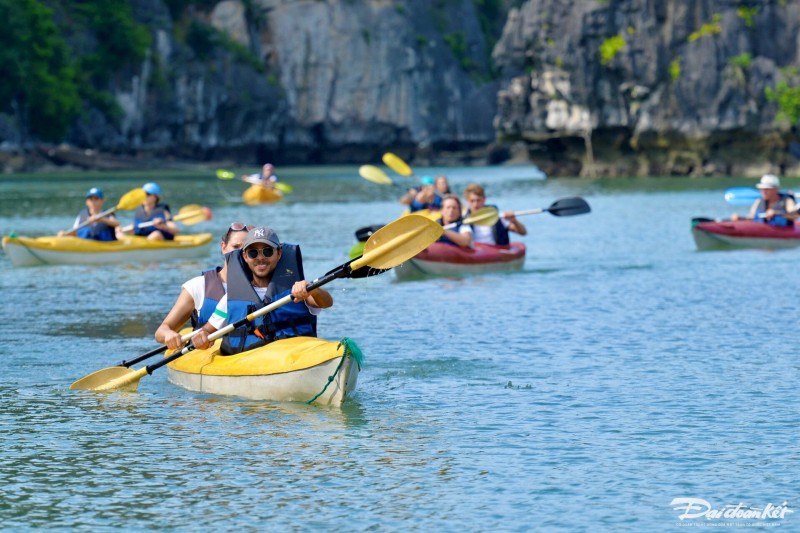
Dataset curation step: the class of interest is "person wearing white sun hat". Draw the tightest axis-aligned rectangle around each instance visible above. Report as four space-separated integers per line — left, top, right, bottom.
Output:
732 174 797 226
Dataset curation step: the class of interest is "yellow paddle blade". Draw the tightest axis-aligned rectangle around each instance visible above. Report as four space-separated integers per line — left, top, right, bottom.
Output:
463 206 500 226
216 169 236 180
359 165 394 185
382 152 413 176
352 214 443 270
116 188 147 210
274 182 293 193
174 205 213 225
70 366 141 391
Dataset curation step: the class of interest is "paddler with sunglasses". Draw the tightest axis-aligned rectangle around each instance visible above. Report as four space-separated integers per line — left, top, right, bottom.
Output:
154 222 253 351
190 226 333 355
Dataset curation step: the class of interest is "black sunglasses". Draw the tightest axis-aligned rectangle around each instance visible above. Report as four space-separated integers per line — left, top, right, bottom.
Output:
245 247 276 259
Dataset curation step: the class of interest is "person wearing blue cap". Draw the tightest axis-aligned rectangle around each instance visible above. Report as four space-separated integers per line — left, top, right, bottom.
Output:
131 182 180 240
400 175 443 213
58 187 120 241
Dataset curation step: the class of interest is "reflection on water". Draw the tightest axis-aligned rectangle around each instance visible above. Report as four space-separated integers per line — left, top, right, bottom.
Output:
1 171 798 529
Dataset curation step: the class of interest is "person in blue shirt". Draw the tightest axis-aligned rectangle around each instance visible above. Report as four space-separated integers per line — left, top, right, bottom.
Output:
59 187 120 241
132 182 181 240
732 174 797 227
400 176 443 212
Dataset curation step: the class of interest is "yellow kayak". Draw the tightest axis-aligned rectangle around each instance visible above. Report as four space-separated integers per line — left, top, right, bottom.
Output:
242 184 283 205
1 233 213 267
166 336 362 406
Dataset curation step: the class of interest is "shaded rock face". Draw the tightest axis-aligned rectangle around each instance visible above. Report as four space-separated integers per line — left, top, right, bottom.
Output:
56 0 500 167
492 0 800 176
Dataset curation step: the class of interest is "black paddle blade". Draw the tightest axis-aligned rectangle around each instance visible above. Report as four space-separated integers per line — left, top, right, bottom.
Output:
324 256 391 279
355 224 385 242
547 197 591 216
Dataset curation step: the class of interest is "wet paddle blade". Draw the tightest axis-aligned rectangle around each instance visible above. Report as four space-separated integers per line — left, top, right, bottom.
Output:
382 152 413 176
353 214 443 270
274 182 293 193
546 197 591 216
359 165 394 185
216 169 236 180
70 366 141 392
116 188 148 210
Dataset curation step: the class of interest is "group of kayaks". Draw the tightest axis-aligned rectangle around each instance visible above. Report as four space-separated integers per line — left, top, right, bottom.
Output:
8 172 592 407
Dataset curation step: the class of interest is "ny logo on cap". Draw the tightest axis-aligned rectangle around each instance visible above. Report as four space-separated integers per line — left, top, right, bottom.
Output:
253 228 266 238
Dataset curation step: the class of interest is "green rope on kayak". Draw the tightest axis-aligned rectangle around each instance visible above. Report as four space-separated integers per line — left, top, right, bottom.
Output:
305 337 363 405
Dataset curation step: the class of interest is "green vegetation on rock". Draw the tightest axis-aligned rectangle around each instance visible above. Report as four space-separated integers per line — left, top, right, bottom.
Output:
599 35 625 65
765 80 800 126
688 14 721 42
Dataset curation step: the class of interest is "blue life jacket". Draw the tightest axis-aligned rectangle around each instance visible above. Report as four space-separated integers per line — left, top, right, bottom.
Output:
75 208 117 241
755 195 794 227
409 193 443 212
133 203 174 240
438 218 465 246
220 244 317 355
469 204 509 245
191 267 225 329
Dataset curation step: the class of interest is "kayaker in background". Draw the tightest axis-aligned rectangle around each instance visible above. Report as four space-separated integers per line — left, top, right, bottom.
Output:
154 222 253 351
463 183 527 245
437 194 473 248
242 163 278 190
731 174 798 227
190 226 333 355
58 187 120 241
400 176 443 212
435 175 452 195
132 182 180 240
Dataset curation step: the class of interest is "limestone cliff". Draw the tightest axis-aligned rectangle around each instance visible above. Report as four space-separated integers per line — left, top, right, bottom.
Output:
492 0 800 176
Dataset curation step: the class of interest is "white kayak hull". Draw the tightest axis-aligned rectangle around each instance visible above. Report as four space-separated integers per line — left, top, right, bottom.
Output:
166 337 361 406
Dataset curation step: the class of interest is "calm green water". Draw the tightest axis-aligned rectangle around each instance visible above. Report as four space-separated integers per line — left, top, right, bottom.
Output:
1 168 797 531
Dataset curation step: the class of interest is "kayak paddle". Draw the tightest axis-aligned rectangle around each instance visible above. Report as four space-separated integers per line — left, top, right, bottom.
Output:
511 197 591 218
70 214 444 393
442 207 500 229
217 168 293 193
120 204 212 233
358 164 402 188
382 152 415 177
724 187 760 205
63 188 146 236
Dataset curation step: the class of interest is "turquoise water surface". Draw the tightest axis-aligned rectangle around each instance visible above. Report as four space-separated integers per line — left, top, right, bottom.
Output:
1 168 797 531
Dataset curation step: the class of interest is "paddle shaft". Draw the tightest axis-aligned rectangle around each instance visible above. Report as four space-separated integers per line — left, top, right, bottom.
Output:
66 207 118 235
119 327 204 367
120 208 205 232
141 262 357 375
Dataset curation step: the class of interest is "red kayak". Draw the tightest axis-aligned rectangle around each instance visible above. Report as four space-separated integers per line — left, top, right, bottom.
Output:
691 218 800 250
394 242 526 279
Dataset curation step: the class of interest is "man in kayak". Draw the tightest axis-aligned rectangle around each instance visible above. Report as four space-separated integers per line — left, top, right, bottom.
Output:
463 183 527 245
58 187 121 241
242 163 278 190
731 174 797 227
438 194 473 248
132 182 181 240
190 226 333 355
154 222 253 351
